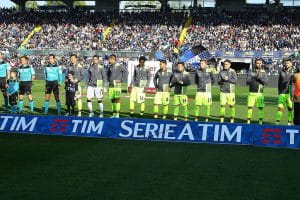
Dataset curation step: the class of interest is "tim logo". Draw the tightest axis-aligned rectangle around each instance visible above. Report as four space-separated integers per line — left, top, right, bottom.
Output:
49 118 70 132
260 128 282 144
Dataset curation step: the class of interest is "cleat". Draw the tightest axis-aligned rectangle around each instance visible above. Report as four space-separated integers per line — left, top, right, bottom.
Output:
140 112 144 116
154 114 158 119
205 118 209 122
230 118 234 123
162 115 167 119
89 112 94 117
77 112 82 117
195 118 198 122
184 118 188 122
65 112 70 116
288 122 292 126
220 118 224 123
247 119 251 124
99 113 103 118
174 117 178 121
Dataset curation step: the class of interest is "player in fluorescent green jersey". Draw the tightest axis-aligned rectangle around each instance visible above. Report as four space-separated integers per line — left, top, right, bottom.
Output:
276 58 294 125
246 58 268 124
218 60 237 123
169 62 191 121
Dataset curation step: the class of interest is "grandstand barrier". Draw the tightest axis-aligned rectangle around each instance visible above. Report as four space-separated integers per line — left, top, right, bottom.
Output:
0 114 299 149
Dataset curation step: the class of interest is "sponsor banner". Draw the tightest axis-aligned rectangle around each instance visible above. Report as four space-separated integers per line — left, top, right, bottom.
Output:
0 114 299 149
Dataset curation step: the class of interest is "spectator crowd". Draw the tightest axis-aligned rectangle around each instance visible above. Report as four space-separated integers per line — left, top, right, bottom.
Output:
1 8 300 52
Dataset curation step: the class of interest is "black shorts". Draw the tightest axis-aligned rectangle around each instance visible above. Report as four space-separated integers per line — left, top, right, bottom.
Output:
9 92 18 106
66 92 76 106
45 81 59 94
19 81 32 95
0 77 6 92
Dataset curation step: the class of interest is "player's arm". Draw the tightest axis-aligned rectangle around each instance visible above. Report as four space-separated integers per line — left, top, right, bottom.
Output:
228 70 237 84
131 67 136 86
210 71 216 85
31 66 36 81
6 63 11 80
256 71 268 85
44 66 47 81
290 74 295 99
153 71 159 88
121 64 128 83
169 74 175 88
217 72 223 85
57 66 63 85
246 71 253 85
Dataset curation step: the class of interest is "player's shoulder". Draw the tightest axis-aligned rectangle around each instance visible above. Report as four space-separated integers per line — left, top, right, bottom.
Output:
205 68 212 73
229 68 236 73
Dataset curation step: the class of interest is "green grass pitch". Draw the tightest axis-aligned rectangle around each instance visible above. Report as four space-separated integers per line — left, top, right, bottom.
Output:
0 80 299 199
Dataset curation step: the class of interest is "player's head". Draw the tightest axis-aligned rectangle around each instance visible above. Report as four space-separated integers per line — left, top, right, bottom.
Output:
159 59 167 70
176 62 185 72
139 56 147 66
109 54 117 65
48 54 56 64
92 55 99 64
70 54 78 64
254 58 263 69
20 55 29 65
223 60 231 70
10 69 18 78
67 71 74 80
284 58 293 70
200 59 208 69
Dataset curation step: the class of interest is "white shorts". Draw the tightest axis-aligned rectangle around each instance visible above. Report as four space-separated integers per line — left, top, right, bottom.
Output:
130 87 145 103
87 86 103 99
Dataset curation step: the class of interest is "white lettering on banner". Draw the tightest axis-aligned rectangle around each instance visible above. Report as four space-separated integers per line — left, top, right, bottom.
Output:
119 121 178 140
198 124 214 141
178 123 194 140
0 116 13 130
119 120 133 137
164 124 177 140
118 121 243 142
15 117 38 132
145 123 158 139
158 124 165 139
286 129 299 145
0 116 37 132
72 120 82 133
133 123 146 138
220 125 242 142
214 125 220 142
10 117 19 131
86 121 104 135
81 120 88 133
72 120 104 134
